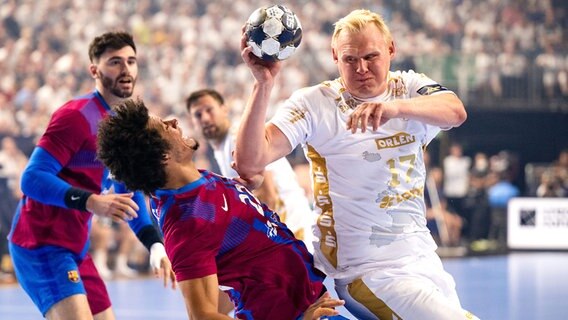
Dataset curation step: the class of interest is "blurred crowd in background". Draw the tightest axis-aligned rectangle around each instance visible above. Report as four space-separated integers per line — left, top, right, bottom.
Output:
0 0 567 282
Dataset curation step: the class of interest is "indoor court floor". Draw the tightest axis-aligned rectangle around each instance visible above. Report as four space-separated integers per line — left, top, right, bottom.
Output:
1 251 566 319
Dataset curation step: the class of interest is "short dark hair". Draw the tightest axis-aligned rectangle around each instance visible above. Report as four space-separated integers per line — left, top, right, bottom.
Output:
185 88 224 112
97 99 169 194
88 31 136 62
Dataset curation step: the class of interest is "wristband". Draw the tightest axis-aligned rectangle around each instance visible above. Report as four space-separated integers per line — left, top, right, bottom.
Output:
136 225 163 251
149 243 167 271
64 187 93 211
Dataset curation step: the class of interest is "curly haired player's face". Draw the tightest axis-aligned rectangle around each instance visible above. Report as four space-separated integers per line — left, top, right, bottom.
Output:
92 46 138 98
149 115 200 161
332 23 395 99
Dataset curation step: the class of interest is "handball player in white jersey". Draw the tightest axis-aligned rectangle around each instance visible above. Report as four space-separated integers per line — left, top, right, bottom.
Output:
235 8 480 320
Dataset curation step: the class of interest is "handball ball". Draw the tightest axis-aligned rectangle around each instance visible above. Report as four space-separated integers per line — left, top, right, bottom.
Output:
245 4 302 62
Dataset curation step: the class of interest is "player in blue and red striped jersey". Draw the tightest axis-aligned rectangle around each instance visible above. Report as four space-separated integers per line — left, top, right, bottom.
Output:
8 31 175 320
97 99 346 320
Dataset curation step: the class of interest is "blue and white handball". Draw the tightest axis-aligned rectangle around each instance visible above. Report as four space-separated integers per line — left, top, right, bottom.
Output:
245 4 302 62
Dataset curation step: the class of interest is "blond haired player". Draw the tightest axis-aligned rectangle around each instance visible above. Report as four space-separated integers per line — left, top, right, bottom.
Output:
236 9 479 320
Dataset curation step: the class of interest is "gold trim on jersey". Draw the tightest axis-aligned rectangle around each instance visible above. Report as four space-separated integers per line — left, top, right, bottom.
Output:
306 144 338 268
348 278 403 319
288 107 307 124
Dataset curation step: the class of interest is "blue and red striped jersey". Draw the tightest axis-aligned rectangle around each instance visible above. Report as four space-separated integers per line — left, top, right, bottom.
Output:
153 170 325 319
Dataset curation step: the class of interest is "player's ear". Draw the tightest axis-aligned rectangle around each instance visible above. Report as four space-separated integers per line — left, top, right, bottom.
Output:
332 47 339 64
89 64 98 78
389 40 396 59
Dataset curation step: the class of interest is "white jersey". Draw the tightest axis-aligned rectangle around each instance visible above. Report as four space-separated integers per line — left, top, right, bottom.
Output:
212 126 316 252
270 70 451 280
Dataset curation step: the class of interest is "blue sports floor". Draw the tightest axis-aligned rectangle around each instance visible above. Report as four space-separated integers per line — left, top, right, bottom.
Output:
1 251 566 319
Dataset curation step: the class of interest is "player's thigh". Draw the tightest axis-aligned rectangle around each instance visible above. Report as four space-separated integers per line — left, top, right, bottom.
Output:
9 243 89 316
336 271 476 320
80 253 113 316
46 294 93 320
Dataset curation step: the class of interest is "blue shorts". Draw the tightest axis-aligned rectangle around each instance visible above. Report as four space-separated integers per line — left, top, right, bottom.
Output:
9 243 111 316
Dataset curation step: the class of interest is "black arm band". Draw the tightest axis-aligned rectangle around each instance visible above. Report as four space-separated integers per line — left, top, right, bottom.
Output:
136 225 164 251
64 187 93 212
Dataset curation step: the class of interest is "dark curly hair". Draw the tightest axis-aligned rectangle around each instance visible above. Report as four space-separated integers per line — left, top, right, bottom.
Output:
88 31 136 63
97 99 170 194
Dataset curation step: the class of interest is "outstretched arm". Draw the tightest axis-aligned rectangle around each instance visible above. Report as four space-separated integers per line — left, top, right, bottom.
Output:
234 30 293 179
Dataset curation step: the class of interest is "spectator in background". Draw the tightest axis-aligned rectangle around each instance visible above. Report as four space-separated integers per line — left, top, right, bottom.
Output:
443 143 471 235
0 136 27 284
535 41 568 99
90 217 142 280
496 39 528 99
425 166 464 247
487 156 521 250
536 169 566 197
537 148 568 197
464 152 491 245
554 149 568 192
0 93 20 137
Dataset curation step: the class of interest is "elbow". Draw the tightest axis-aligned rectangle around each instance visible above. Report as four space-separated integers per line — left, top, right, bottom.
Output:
233 159 263 179
20 169 33 195
454 106 467 127
448 96 467 127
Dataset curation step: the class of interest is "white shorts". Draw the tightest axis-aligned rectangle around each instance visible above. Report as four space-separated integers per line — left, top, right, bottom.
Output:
334 249 479 320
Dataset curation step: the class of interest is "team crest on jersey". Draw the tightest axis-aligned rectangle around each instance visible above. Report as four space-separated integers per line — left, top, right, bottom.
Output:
417 84 448 96
324 79 360 113
387 76 408 98
67 270 80 283
265 221 278 238
339 88 359 112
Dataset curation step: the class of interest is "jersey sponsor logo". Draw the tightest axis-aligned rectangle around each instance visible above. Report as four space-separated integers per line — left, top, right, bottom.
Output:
417 84 448 96
221 194 228 211
377 186 424 209
375 132 416 150
67 270 80 283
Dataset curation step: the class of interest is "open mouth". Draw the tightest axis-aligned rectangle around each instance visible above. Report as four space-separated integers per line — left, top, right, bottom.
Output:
118 77 133 86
